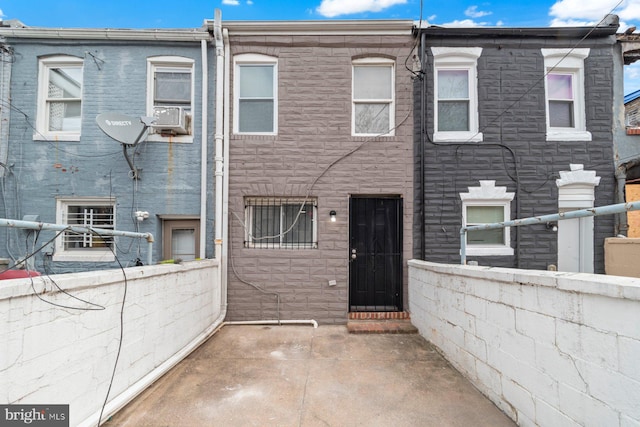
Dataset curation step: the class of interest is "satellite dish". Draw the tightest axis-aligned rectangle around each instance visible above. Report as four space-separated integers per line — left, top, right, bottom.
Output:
96 113 149 145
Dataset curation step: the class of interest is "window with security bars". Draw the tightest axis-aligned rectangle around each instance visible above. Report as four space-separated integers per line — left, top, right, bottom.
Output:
55 198 116 261
245 198 317 249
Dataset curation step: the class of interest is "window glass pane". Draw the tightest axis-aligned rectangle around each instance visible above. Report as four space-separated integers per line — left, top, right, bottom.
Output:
239 100 274 132
438 70 468 99
155 71 191 104
48 67 82 99
548 73 573 100
549 101 574 127
240 65 274 98
48 100 81 132
468 229 504 245
467 206 504 245
355 103 389 134
282 203 313 244
354 66 392 99
171 228 196 261
252 205 279 245
467 206 504 223
438 101 469 132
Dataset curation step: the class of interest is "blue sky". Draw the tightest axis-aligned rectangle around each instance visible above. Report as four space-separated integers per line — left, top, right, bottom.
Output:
2 0 640 92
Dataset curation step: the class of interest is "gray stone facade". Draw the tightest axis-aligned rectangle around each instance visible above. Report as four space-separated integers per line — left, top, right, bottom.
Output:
414 26 619 273
225 22 415 324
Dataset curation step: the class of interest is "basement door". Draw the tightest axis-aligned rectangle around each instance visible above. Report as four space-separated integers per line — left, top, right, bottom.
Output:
349 196 403 312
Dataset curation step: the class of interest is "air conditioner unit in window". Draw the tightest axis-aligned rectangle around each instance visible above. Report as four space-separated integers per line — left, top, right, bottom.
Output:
152 106 191 135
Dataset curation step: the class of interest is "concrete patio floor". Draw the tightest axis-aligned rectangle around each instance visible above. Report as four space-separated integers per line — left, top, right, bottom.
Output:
106 325 515 427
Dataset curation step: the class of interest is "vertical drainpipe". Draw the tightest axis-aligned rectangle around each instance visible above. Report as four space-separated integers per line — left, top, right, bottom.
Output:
419 31 426 261
200 39 208 259
213 10 228 315
221 27 231 305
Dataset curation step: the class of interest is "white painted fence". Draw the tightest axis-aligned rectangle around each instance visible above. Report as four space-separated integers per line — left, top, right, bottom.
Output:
0 259 221 426
409 259 640 426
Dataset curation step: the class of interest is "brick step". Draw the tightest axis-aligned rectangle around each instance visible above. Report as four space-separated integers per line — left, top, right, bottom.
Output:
346 312 417 334
348 311 411 320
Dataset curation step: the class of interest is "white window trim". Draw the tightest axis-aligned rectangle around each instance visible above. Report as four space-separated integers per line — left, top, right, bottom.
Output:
352 57 395 137
432 47 483 143
146 56 195 143
53 197 116 262
34 55 84 142
460 180 514 256
542 48 591 142
234 53 278 136
244 197 318 249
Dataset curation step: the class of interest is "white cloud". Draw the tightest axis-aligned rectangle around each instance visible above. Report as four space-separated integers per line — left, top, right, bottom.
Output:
0 9 4 19
441 19 487 27
222 0 240 5
465 6 492 19
626 62 640 93
247 0 253 4
549 0 640 26
316 0 407 18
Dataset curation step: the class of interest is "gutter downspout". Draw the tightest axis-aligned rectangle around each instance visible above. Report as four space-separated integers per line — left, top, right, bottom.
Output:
214 10 229 322
420 32 426 261
199 38 208 258
222 26 230 310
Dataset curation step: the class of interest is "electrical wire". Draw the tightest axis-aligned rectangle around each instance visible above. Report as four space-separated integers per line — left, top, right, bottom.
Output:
228 225 281 322
6 229 107 311
97 230 128 427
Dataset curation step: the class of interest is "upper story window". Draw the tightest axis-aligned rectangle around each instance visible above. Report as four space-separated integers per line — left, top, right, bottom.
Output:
352 57 395 136
35 55 84 141
234 54 278 135
147 56 194 140
431 47 483 143
542 48 591 142
460 180 514 256
54 197 116 262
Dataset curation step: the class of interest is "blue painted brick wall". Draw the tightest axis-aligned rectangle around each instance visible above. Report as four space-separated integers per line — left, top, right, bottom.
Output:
1 39 216 272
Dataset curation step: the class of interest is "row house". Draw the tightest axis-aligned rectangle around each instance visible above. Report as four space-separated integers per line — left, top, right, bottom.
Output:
0 19 217 273
221 20 415 324
413 18 620 273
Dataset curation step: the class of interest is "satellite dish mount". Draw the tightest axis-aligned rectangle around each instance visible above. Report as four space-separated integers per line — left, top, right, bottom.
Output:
96 113 155 179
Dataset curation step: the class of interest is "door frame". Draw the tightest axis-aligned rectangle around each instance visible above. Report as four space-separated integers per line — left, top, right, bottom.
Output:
348 195 403 312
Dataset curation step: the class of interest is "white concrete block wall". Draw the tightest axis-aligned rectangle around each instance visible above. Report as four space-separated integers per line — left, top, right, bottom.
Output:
408 260 640 426
0 259 220 426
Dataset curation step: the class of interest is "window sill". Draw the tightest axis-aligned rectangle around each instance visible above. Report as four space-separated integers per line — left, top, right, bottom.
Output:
463 246 514 256
546 130 592 141
53 252 116 262
33 133 81 142
434 131 483 143
146 134 193 143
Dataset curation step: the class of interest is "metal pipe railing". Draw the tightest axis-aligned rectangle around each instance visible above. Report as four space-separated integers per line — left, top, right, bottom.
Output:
0 218 155 266
460 201 640 264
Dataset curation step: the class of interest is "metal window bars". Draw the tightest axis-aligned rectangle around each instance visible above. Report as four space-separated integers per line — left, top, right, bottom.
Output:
244 197 318 249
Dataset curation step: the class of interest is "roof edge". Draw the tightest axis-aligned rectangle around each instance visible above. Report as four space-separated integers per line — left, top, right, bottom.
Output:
214 19 414 35
416 24 619 38
0 26 211 42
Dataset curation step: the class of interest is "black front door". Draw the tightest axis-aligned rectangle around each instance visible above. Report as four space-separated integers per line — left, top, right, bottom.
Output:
349 197 402 311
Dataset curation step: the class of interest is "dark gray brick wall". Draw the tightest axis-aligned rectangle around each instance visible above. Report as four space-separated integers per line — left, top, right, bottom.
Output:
227 34 415 324
1 39 216 272
414 33 617 273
